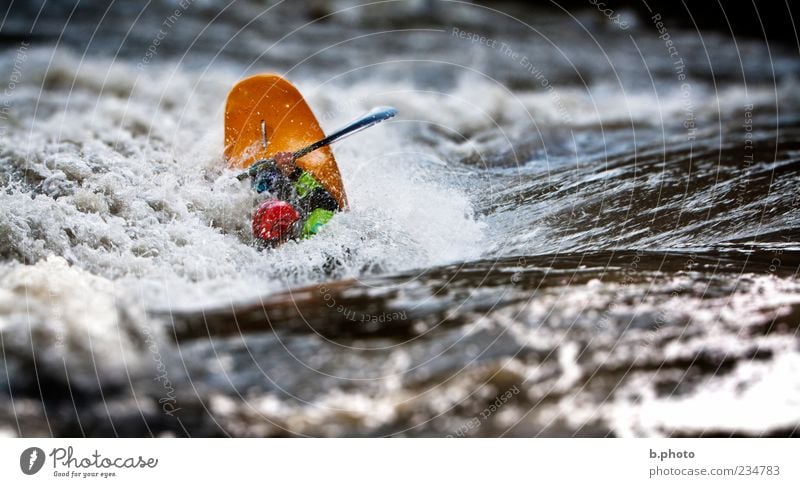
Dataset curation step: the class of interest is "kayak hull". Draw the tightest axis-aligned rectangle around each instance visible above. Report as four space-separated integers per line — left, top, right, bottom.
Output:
224 74 347 209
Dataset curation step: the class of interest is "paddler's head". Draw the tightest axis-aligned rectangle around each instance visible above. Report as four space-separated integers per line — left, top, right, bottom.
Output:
273 151 297 175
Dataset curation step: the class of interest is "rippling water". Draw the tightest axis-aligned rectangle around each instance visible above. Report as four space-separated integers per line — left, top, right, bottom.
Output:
1 0 799 437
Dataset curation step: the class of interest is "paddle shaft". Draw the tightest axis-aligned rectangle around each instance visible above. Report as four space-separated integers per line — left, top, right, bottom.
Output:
237 106 397 180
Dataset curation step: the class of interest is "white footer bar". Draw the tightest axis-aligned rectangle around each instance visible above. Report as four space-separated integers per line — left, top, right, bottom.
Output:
1 439 796 486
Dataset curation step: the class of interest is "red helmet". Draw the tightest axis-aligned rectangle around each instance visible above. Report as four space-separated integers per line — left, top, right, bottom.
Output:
252 198 300 243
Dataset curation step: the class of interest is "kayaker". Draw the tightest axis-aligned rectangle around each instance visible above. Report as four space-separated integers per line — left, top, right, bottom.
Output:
250 151 339 246
224 73 396 248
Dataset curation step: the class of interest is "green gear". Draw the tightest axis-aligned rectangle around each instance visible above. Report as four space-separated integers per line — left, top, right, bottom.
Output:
293 171 322 198
301 208 334 239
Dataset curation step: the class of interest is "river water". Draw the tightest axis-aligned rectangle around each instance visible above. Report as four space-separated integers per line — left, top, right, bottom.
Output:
1 0 799 436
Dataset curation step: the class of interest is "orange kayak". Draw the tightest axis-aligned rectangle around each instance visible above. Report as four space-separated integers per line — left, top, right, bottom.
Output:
224 74 348 209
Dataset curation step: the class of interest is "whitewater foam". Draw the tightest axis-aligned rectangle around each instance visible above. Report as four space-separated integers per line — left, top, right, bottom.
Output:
0 48 487 310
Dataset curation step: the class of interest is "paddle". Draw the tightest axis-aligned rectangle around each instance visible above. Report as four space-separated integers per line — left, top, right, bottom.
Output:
236 106 398 180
